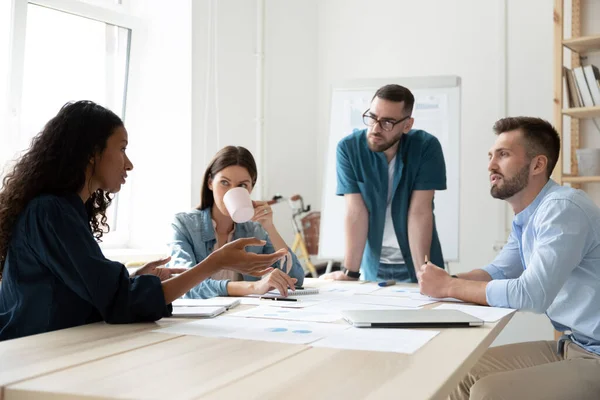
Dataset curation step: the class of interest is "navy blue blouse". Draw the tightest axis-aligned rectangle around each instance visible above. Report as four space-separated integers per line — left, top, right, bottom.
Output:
0 193 171 341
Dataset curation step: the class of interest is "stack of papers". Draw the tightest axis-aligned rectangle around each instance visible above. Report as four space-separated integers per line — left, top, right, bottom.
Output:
172 297 241 309
172 306 226 318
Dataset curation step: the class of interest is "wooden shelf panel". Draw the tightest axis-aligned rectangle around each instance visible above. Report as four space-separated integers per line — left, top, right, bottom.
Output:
562 106 600 119
562 35 600 53
562 175 600 183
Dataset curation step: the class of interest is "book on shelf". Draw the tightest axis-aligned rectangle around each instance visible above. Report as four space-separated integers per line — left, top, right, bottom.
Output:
573 66 595 107
583 65 600 106
563 64 600 108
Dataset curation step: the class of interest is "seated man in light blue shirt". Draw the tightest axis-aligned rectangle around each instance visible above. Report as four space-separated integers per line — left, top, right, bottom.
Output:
419 117 600 400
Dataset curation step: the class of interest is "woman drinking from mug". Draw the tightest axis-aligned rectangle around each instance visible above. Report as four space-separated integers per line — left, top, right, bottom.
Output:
167 146 305 298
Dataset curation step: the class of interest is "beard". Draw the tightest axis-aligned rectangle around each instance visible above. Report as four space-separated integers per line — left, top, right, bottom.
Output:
367 131 403 152
490 163 530 200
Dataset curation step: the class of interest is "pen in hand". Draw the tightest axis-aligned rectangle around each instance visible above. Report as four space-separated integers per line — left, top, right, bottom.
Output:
424 255 429 265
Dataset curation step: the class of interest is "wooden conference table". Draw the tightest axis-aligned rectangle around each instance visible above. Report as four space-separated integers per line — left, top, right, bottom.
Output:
0 279 512 400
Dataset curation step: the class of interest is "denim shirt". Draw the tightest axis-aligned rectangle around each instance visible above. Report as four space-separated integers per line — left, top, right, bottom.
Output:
167 208 305 298
483 180 600 355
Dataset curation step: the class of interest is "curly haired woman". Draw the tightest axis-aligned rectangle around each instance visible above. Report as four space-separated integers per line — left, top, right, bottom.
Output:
0 101 285 341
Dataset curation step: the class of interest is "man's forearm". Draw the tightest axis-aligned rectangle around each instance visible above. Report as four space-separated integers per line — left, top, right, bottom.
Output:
456 269 493 282
447 279 489 305
343 210 368 271
408 210 433 276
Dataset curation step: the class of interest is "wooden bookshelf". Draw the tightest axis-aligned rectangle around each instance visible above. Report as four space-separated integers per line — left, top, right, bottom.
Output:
562 34 600 54
562 175 600 184
562 106 600 119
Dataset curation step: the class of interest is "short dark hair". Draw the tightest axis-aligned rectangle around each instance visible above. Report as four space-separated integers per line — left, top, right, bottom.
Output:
493 117 561 179
199 146 258 210
372 84 415 114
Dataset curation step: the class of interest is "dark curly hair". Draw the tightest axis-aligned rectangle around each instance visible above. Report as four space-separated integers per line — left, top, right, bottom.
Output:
0 101 124 276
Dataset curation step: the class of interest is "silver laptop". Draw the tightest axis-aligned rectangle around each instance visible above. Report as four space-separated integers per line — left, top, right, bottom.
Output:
342 309 484 328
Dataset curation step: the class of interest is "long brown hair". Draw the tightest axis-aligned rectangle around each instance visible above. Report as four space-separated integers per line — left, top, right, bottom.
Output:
199 146 258 210
0 101 123 276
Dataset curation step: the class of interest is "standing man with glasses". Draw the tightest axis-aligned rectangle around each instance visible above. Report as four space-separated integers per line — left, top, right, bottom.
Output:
322 84 447 283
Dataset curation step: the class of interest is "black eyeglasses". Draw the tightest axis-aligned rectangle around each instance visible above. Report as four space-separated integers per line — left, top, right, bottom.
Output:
362 110 411 132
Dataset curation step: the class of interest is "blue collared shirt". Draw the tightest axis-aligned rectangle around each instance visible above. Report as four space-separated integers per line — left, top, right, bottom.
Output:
484 180 600 354
167 208 305 298
336 129 447 281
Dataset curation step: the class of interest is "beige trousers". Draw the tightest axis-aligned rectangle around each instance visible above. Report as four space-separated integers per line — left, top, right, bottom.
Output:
449 340 600 400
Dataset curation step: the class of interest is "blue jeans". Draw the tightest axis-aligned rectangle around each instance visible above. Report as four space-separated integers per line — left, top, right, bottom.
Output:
376 262 413 283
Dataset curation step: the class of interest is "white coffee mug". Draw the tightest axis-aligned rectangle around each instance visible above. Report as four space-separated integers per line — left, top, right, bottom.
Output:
223 187 254 223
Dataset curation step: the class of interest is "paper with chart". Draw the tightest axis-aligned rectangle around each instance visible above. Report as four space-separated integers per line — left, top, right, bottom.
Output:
312 327 440 354
434 304 516 322
229 306 341 323
153 316 349 345
372 286 463 303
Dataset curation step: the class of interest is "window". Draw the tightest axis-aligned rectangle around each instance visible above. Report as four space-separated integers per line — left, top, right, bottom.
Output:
6 0 139 248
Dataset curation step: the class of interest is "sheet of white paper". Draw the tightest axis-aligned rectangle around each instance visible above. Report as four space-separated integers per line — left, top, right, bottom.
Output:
281 283 382 303
339 295 436 308
237 297 323 308
308 300 412 315
228 306 340 323
319 283 382 296
369 286 420 296
153 316 349 345
369 286 463 302
434 304 516 322
312 327 440 354
173 298 241 309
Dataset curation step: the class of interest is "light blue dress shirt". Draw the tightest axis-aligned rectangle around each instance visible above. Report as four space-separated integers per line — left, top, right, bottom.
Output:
167 208 304 299
483 179 600 355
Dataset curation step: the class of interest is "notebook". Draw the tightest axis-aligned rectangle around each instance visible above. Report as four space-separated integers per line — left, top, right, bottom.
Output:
172 306 226 318
341 309 484 328
172 298 241 310
266 288 320 297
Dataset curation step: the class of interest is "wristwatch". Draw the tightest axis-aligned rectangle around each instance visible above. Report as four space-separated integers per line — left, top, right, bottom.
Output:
341 266 361 279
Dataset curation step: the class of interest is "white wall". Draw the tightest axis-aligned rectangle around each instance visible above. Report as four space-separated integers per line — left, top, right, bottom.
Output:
0 1 11 168
125 0 192 249
191 0 319 243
